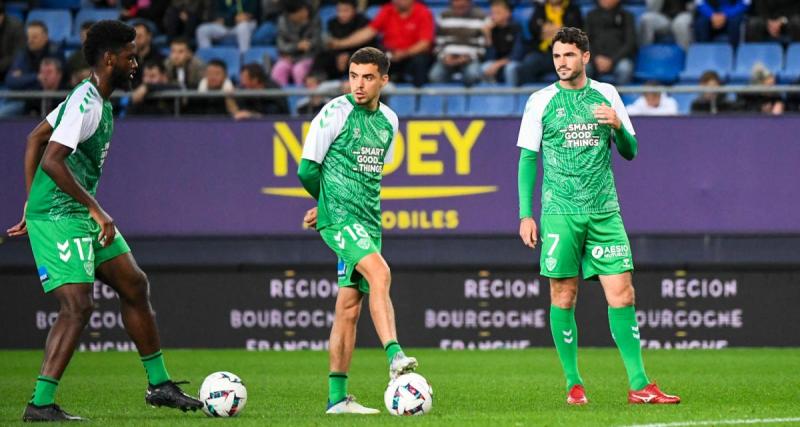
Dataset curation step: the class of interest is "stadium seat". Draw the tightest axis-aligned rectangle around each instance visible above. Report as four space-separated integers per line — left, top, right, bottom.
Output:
4 2 27 21
626 4 647 24
319 5 337 32
671 93 695 115
428 83 468 115
730 43 783 83
679 43 734 83
252 22 277 46
39 0 80 9
387 84 416 116
633 43 685 83
468 83 516 117
778 43 800 84
26 9 72 44
416 90 444 116
68 9 121 47
196 47 241 78
513 5 534 40
243 47 277 69
366 5 381 20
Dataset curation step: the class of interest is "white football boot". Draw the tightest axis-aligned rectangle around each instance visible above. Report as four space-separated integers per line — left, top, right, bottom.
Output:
325 395 380 414
389 352 418 380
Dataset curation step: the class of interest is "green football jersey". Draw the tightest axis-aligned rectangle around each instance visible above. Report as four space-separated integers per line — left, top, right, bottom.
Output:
516 79 635 215
26 80 114 221
301 93 398 237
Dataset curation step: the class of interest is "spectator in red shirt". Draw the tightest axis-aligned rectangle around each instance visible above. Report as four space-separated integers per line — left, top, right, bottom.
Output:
328 0 434 86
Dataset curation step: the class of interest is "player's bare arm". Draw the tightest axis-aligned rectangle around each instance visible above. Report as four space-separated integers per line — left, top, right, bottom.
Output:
6 120 54 237
40 142 116 246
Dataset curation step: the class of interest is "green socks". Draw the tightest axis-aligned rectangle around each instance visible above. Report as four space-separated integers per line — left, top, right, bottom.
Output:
30 375 59 406
141 350 171 386
328 372 348 404
608 305 650 390
549 305 583 390
383 340 403 365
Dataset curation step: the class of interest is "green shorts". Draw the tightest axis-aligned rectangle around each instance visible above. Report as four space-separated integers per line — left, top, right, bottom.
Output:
319 220 381 294
27 217 131 293
539 212 634 281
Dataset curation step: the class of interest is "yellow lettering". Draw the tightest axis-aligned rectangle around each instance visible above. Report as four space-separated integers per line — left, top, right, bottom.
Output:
273 122 304 177
406 121 444 175
443 121 484 175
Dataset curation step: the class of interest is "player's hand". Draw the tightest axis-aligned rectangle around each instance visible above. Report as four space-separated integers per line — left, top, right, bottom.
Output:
89 206 115 247
303 207 318 230
519 217 538 249
7 203 28 237
594 104 621 129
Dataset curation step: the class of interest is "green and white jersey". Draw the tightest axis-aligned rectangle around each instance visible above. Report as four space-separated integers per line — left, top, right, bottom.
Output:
26 80 114 221
517 79 635 215
302 93 398 237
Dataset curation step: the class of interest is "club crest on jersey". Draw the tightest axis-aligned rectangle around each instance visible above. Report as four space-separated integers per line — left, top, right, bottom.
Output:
556 107 566 118
545 257 558 271
357 238 371 250
378 129 389 144
353 127 361 139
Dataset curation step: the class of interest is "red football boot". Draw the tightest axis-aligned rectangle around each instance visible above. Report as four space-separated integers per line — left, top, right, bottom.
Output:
628 383 681 404
567 384 588 405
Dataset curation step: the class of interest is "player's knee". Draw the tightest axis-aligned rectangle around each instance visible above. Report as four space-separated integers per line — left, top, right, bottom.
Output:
61 295 94 323
369 265 392 291
608 286 635 307
124 270 151 305
337 303 361 325
550 286 577 308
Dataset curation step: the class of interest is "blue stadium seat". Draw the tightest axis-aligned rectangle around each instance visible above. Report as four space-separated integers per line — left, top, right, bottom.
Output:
5 2 27 21
319 5 337 32
39 0 81 9
243 47 277 68
468 83 516 117
633 43 685 83
679 43 734 83
27 9 72 44
429 83 468 115
513 5 534 41
626 4 647 24
252 22 277 46
671 93 695 115
416 90 444 116
67 9 121 47
387 84 416 116
366 5 381 20
778 43 800 84
730 43 783 83
196 47 241 78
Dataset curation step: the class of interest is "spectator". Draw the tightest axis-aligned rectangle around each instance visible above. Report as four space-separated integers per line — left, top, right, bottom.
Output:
132 22 166 88
740 63 784 115
295 71 345 115
122 0 169 32
312 0 372 81
746 0 800 43
585 0 637 84
164 37 205 89
66 21 93 87
196 0 258 53
23 57 67 117
428 0 489 85
272 2 322 86
638 0 693 49
481 0 521 85
230 62 289 119
6 21 63 90
164 0 211 42
690 70 739 113
518 0 583 85
625 81 679 115
0 2 25 84
128 60 180 115
189 58 235 115
694 0 749 44
329 0 435 87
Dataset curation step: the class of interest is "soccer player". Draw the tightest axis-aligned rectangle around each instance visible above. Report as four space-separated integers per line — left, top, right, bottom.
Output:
297 46 418 414
6 20 202 421
516 27 680 405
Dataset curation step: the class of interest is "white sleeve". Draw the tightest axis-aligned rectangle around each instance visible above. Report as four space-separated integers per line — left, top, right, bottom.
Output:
610 88 636 135
516 87 557 152
380 103 400 164
45 101 64 126
301 97 352 163
49 86 102 152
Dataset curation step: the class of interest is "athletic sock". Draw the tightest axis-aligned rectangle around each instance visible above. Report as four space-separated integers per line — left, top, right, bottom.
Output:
30 375 59 406
383 340 403 365
549 305 583 391
608 305 650 390
328 372 348 404
141 350 171 386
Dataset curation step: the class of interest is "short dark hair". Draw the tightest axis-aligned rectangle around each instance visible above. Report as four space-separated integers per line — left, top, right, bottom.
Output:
83 20 136 67
349 47 390 75
80 21 95 31
27 20 48 34
337 0 357 6
170 37 192 50
241 63 267 84
285 1 309 14
41 57 63 73
143 59 166 74
552 27 590 53
490 0 511 9
133 21 152 34
699 70 721 85
207 59 228 75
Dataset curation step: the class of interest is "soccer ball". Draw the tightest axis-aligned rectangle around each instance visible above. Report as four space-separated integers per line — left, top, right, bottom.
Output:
384 373 433 416
199 371 247 417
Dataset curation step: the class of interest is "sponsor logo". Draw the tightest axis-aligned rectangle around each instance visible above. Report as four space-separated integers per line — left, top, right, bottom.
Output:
334 231 345 249
592 246 603 259
545 257 557 271
337 259 346 278
592 244 630 259
631 325 640 340
562 329 574 344
38 266 49 283
57 240 71 262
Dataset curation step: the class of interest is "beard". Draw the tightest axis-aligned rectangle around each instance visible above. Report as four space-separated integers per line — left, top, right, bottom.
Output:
558 67 583 83
111 66 134 90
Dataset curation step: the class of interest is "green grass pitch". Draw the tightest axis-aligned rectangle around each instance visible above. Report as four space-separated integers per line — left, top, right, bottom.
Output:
1 349 799 426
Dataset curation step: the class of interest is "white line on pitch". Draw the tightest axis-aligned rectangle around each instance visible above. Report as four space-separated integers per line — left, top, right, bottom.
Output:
622 417 800 427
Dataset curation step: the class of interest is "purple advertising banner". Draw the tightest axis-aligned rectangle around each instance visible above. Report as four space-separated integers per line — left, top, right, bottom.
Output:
1 116 798 236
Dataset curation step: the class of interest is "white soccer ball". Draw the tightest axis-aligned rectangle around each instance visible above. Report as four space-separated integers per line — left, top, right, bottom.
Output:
199 371 247 417
384 373 433 416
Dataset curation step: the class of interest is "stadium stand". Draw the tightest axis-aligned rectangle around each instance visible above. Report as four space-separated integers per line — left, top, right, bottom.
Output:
26 9 71 43
679 43 734 83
